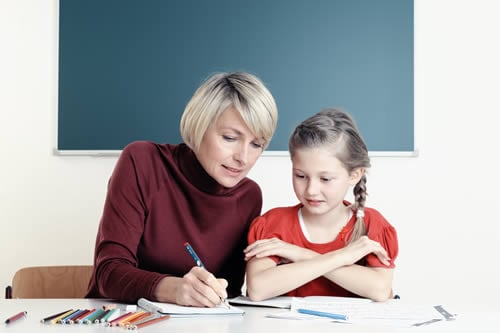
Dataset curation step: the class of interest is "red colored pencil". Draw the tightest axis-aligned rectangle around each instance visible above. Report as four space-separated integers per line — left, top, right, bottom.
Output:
5 311 27 324
75 308 96 324
106 311 132 327
71 309 91 324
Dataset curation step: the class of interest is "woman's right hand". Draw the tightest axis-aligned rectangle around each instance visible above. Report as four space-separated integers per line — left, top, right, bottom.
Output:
336 235 391 266
155 266 228 307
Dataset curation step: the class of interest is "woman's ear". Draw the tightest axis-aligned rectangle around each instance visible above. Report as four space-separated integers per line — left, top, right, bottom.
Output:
349 167 365 185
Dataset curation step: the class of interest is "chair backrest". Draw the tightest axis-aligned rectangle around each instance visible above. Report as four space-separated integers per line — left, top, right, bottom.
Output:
10 265 93 298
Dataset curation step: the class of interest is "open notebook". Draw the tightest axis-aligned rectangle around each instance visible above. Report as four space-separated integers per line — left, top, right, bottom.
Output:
138 298 244 317
228 295 369 309
228 295 295 308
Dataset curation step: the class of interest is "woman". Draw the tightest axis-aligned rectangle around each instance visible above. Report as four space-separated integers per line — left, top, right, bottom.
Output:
86 72 278 306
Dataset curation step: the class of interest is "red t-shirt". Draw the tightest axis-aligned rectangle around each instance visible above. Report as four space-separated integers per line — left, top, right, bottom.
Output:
247 203 398 298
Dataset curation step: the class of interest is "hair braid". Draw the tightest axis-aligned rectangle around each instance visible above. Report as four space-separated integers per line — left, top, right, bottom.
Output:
349 174 368 243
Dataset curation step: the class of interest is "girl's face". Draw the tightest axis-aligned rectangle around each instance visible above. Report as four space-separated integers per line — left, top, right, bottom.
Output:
195 107 265 188
291 147 362 218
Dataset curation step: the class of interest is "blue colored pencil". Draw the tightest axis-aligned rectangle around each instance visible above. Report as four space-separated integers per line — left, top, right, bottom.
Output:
297 308 348 321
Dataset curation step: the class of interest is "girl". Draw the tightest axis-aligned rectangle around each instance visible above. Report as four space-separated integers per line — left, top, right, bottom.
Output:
244 109 398 302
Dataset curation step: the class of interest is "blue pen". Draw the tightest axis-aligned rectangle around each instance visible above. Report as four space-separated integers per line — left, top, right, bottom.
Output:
183 241 231 309
184 242 206 268
297 308 348 321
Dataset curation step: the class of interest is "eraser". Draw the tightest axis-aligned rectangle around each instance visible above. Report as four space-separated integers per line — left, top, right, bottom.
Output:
126 305 137 312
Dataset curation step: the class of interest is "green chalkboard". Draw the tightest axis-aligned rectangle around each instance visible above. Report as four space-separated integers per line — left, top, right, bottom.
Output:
58 0 414 153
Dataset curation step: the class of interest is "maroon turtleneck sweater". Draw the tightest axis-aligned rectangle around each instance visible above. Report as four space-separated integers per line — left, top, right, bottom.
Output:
86 141 262 303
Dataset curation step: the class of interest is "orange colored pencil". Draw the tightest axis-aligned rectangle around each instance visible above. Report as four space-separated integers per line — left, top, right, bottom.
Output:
118 311 146 327
126 311 152 325
128 315 170 330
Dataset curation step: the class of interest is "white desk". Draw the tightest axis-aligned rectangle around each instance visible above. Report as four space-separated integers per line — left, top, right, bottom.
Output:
1 299 498 332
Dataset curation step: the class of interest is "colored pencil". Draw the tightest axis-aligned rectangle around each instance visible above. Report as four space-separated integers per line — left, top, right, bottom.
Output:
5 311 27 324
83 308 105 324
56 309 79 324
75 308 96 324
49 309 75 324
127 315 170 330
106 311 132 327
119 311 146 327
41 309 73 324
124 312 152 328
127 313 155 327
70 309 91 324
94 309 110 323
57 309 79 324
101 308 118 323
61 309 84 324
105 309 121 323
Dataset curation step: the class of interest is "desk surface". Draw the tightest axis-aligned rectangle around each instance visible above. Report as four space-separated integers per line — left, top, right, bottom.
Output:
0 299 497 332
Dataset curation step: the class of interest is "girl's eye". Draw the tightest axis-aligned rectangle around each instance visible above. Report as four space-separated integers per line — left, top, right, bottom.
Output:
294 174 305 179
321 177 332 182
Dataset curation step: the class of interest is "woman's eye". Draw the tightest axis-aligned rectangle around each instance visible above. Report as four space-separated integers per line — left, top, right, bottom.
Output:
222 135 236 142
251 142 264 149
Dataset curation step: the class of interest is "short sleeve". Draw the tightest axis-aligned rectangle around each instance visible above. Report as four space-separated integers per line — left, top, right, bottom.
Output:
365 214 399 268
247 216 266 244
247 215 281 264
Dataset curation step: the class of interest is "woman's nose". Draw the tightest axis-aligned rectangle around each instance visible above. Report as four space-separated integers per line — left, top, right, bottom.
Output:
233 144 249 165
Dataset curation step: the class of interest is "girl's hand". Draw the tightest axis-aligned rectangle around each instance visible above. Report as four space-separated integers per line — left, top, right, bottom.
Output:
337 235 391 266
244 238 313 263
172 266 228 307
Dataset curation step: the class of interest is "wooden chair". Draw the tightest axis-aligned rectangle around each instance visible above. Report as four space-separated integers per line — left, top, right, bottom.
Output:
6 265 93 298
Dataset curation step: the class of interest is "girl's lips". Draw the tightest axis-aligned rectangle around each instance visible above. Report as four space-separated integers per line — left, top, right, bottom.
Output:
306 199 322 206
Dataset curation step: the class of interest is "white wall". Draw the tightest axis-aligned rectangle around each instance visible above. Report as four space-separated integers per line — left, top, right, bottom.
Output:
1 0 499 305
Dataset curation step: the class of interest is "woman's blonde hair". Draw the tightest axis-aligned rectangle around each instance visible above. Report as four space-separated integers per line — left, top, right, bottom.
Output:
180 72 278 152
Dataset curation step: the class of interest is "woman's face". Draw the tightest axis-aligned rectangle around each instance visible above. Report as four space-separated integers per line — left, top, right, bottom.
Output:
195 107 265 188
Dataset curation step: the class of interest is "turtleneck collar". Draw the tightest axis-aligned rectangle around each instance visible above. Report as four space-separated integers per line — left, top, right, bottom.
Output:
176 144 237 195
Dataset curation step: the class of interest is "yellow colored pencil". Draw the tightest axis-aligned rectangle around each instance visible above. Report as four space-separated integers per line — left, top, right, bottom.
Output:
50 309 75 325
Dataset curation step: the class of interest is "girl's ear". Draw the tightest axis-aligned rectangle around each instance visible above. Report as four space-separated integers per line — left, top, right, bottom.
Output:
349 167 365 185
